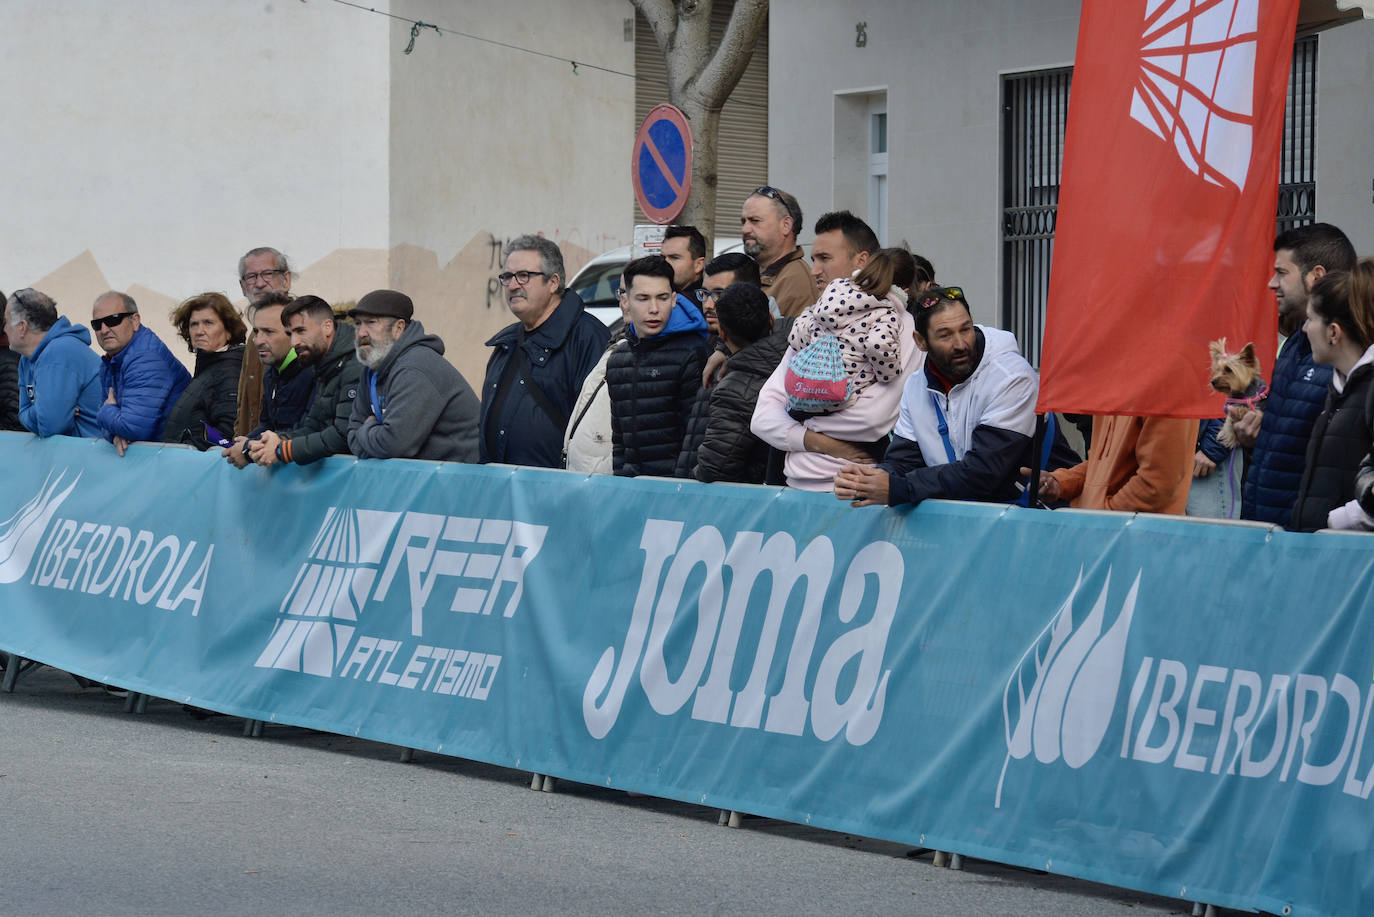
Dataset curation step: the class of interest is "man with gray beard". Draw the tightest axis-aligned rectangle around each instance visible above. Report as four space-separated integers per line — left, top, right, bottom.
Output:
346 289 480 462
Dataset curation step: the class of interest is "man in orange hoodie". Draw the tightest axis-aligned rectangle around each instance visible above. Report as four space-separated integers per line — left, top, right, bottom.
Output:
1031 415 1195 514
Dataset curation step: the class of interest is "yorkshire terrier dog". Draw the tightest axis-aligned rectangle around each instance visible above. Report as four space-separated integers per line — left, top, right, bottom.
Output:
1208 338 1267 448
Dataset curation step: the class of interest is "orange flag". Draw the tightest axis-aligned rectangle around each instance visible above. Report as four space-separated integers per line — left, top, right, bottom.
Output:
1037 0 1300 417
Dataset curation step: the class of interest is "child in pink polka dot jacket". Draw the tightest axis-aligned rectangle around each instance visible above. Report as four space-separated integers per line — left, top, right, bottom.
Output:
786 248 913 410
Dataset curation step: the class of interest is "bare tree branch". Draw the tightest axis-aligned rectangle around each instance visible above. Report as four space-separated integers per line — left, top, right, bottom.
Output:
695 0 767 109
632 0 678 56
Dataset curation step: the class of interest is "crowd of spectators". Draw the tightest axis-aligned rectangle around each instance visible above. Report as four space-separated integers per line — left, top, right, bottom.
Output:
1 193 1369 532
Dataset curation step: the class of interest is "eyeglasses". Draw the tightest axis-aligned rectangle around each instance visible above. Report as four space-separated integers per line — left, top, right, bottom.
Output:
498 270 549 286
919 286 967 310
91 311 136 330
695 288 726 303
241 269 288 285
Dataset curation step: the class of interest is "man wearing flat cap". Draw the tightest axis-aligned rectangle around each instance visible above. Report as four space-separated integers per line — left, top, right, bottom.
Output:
346 289 481 462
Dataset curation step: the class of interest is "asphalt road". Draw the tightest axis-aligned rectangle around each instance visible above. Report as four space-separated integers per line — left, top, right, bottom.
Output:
1 665 1193 917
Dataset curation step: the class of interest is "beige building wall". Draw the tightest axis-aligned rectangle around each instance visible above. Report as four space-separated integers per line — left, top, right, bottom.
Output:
1 0 637 389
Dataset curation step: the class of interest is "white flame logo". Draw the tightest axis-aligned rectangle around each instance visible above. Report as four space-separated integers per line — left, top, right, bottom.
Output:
0 469 80 584
1129 0 1259 190
995 568 1140 808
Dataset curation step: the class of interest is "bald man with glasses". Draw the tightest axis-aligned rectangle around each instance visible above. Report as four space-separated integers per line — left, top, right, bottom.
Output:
92 291 191 456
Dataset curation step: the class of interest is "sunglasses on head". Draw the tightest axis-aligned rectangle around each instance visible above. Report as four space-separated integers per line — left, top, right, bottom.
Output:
919 286 966 310
91 311 136 330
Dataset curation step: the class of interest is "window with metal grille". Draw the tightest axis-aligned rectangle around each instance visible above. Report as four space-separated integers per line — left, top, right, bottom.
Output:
1000 37 1318 368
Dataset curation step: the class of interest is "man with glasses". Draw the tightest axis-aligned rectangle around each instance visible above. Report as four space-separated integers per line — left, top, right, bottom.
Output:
480 235 608 467
4 288 103 437
697 252 764 336
234 246 294 436
347 289 480 462
740 185 815 318
92 291 191 456
833 286 1042 507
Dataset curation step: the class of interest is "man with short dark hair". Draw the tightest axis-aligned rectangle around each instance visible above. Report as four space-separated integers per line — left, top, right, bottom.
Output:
810 211 880 294
347 290 480 462
834 286 1041 507
480 235 608 467
4 288 103 437
234 246 293 436
93 291 191 455
249 295 362 467
740 186 815 318
693 283 786 484
696 252 764 336
607 257 710 477
223 291 314 468
1239 222 1358 524
662 225 708 297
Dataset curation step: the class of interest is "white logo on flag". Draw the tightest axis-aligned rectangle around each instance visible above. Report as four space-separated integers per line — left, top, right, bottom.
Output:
1129 0 1259 190
0 470 80 584
996 568 1140 808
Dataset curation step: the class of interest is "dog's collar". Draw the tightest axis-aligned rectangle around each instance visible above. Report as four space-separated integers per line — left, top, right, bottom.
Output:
1226 382 1268 409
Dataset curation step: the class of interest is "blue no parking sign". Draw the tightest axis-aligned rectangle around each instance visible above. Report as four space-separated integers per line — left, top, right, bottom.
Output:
632 104 694 224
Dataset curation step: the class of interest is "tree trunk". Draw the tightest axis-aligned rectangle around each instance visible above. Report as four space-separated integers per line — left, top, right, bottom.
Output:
633 0 768 248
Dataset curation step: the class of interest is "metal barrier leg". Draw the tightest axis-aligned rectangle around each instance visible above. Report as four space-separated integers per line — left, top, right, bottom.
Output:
123 693 138 713
726 810 742 829
717 809 729 826
541 776 556 793
933 851 950 868
949 853 964 871
529 774 543 790
243 718 260 737
134 693 149 714
2 655 21 693
251 719 264 738
399 747 415 763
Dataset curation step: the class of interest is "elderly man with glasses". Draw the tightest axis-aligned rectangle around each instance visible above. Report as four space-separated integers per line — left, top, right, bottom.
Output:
92 291 191 456
479 234 609 467
740 185 815 319
4 288 103 437
233 246 294 436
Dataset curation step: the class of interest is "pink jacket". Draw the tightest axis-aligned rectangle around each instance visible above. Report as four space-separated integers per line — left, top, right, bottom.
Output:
752 309 921 491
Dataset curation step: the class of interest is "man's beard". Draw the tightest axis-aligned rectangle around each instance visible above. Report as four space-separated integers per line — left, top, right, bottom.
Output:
356 336 395 369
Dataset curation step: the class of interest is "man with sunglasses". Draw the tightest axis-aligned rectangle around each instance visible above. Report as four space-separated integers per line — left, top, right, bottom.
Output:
834 286 1042 507
4 288 103 437
92 291 191 456
740 186 815 318
480 235 608 467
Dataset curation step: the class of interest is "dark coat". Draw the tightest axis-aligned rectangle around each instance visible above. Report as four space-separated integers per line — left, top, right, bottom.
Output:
608 330 709 477
347 319 480 462
162 345 245 449
1242 334 1332 523
480 289 609 467
98 324 192 442
691 332 790 484
1290 362 1374 532
0 347 22 431
280 322 363 465
250 351 314 439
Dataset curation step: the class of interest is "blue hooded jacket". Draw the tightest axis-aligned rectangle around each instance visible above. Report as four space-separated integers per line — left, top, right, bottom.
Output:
18 316 104 438
625 293 711 342
98 324 192 443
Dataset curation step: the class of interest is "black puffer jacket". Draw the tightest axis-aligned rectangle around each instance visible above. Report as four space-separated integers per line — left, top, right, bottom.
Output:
608 331 709 477
675 389 711 479
692 332 790 484
280 322 363 465
162 346 245 449
0 347 22 431
1291 361 1374 532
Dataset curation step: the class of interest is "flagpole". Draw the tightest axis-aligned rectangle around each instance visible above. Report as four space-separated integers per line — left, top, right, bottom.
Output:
1028 414 1046 509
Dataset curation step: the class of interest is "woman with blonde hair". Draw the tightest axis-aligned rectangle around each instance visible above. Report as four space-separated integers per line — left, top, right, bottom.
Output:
161 292 247 450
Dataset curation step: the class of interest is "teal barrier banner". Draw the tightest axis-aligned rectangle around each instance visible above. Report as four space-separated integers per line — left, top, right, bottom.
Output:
2 432 1371 917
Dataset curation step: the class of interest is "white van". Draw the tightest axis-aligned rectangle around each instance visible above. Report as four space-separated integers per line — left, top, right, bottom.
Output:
568 237 745 329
